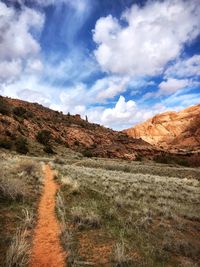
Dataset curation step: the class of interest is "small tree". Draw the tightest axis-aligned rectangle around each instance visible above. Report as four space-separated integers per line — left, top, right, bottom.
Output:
85 115 88 122
36 130 51 145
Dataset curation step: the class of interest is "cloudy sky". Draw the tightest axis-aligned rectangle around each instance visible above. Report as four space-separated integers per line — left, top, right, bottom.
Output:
0 0 200 129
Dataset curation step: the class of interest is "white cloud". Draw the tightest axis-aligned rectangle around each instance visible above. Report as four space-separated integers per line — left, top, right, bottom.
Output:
0 2 44 82
87 96 167 130
165 55 200 78
158 78 189 95
90 76 130 101
26 59 44 74
0 60 22 82
0 3 44 61
93 0 200 77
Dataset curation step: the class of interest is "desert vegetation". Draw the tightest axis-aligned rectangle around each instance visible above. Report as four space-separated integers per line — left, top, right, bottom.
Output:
0 154 43 266
53 156 200 266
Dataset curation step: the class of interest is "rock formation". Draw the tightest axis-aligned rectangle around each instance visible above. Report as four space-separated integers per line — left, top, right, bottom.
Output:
125 104 200 150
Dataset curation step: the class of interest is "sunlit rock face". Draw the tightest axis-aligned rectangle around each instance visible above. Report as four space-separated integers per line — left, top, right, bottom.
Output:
125 104 200 150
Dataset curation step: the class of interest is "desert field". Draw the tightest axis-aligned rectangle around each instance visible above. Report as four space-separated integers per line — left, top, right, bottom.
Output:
53 155 200 266
0 151 200 266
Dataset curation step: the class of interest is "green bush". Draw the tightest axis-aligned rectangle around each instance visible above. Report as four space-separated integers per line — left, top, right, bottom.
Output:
36 130 51 145
13 106 33 119
13 106 27 117
15 137 29 154
0 97 11 115
82 149 93 157
0 138 12 149
74 140 80 146
43 144 55 154
154 154 189 167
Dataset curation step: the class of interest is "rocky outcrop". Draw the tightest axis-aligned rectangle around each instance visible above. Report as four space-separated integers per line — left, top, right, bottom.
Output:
125 104 200 150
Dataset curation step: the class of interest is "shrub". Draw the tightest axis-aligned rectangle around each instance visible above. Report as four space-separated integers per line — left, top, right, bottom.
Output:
0 176 28 201
36 130 51 145
154 154 189 167
43 144 55 154
113 240 131 266
0 97 11 115
5 228 30 267
0 138 12 149
71 207 101 229
82 149 93 157
74 140 79 146
13 106 27 117
135 154 142 161
15 137 29 154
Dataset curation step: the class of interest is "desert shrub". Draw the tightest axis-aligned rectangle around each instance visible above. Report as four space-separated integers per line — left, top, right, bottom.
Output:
82 149 93 157
71 206 101 229
112 240 131 266
154 154 189 167
74 140 79 146
36 130 51 145
15 137 29 154
154 155 171 164
18 161 37 176
5 228 30 267
43 144 55 154
0 138 12 149
0 97 11 115
135 154 142 161
13 106 27 117
54 157 65 164
0 176 28 201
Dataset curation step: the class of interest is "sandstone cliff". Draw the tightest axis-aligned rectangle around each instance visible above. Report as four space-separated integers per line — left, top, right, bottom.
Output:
125 104 200 150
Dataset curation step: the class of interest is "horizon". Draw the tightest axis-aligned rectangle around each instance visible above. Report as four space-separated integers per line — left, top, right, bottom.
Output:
0 0 200 130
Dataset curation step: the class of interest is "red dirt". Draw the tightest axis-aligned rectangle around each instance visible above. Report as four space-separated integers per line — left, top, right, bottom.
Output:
29 164 65 267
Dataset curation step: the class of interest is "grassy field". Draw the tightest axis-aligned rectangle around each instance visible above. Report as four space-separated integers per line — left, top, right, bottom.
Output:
53 156 200 267
1 149 200 266
0 152 43 267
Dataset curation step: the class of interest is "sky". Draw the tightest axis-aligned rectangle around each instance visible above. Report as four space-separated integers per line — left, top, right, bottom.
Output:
0 0 200 130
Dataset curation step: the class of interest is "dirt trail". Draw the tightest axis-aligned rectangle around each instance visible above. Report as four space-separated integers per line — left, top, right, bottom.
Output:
29 164 65 267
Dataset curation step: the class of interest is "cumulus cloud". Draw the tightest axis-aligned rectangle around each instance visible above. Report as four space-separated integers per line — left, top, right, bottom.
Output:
165 55 200 78
93 0 200 77
87 96 167 130
0 2 44 82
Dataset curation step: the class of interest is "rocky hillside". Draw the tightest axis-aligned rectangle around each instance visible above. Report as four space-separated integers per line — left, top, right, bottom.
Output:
125 104 200 150
0 96 156 160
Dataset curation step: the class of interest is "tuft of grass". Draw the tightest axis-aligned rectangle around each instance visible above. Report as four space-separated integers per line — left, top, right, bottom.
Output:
0 176 29 201
5 228 30 267
112 240 131 266
71 206 101 229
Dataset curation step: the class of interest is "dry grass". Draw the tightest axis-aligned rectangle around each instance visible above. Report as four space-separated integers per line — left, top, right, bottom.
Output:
53 157 200 266
0 154 43 266
5 228 30 267
113 240 131 266
71 206 101 229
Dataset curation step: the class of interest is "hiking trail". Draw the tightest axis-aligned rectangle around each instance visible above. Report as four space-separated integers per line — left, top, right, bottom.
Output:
29 164 65 267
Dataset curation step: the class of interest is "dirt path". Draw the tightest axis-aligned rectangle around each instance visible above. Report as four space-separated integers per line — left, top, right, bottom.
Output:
29 164 65 267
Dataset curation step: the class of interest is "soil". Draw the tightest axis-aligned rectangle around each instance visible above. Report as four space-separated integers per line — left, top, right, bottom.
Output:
29 164 65 267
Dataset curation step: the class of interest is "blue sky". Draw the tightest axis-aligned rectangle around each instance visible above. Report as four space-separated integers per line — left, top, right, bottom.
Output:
0 0 200 129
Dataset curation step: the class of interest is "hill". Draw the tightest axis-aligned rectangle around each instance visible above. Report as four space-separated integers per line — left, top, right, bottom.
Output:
0 96 155 160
